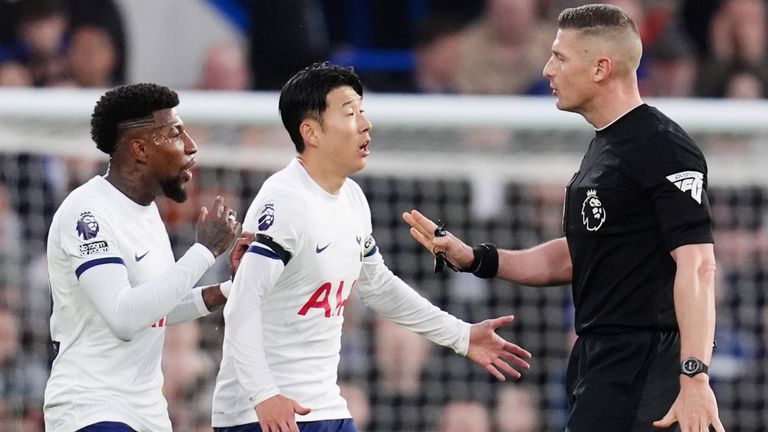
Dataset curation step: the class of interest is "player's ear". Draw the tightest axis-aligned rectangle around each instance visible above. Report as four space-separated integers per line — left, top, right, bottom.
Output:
300 120 320 149
127 137 150 163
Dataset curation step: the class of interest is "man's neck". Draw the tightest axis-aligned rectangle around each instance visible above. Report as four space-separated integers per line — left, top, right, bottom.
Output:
296 156 346 195
582 81 643 129
104 162 154 206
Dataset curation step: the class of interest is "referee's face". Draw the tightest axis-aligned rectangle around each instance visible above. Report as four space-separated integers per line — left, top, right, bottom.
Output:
543 29 595 114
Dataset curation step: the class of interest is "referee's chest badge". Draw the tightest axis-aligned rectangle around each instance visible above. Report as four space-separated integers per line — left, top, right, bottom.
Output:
581 189 606 231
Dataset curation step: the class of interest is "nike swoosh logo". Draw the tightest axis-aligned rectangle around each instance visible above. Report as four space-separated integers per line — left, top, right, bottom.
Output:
315 243 331 254
135 250 150 262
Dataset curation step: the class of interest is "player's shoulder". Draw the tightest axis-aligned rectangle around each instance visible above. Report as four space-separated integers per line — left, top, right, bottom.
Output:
56 176 114 217
243 163 310 232
254 166 307 208
343 176 365 196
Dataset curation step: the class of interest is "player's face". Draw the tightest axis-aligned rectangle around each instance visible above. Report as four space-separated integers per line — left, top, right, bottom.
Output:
543 29 596 114
144 108 198 203
316 86 372 176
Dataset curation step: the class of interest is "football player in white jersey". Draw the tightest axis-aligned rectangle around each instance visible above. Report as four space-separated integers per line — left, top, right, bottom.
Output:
45 83 246 432
211 63 533 432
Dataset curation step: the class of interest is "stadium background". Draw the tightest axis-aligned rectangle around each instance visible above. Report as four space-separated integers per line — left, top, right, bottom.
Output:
1 0 767 431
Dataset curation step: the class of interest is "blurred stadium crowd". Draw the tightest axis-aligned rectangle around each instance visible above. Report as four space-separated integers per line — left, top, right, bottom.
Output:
1 0 767 97
1 0 768 431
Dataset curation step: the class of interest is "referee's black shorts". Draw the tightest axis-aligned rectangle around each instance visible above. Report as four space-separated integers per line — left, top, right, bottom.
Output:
565 330 681 432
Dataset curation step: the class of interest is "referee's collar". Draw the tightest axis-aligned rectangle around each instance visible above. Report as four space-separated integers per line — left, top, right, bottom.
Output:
594 103 645 132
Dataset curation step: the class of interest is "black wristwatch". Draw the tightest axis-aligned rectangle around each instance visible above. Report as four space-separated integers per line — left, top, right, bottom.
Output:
680 357 709 378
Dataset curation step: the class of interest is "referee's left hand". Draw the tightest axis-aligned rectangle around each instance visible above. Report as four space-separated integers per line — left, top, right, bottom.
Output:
653 376 725 431
467 315 532 381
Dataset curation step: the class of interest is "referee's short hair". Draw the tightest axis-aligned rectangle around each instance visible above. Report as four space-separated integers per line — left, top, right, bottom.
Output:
279 62 364 153
91 83 179 155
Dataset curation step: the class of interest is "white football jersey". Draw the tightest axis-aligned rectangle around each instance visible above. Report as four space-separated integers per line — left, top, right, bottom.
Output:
45 176 183 431
212 159 469 427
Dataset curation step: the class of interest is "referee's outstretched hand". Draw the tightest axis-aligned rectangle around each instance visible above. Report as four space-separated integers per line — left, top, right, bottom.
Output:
402 209 474 270
653 377 725 432
467 315 532 381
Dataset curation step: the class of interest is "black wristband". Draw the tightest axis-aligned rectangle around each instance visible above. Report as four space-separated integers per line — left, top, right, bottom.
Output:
467 243 498 278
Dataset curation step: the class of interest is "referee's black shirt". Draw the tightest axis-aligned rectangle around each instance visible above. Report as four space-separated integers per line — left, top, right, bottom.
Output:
564 104 713 335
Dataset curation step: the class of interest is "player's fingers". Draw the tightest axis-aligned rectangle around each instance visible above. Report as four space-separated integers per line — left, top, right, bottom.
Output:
493 357 522 379
219 205 232 221
225 207 237 222
212 195 224 217
287 419 300 432
293 401 312 415
499 350 531 371
488 315 515 330
241 231 256 243
485 363 506 381
197 206 209 223
503 341 533 360
236 235 251 249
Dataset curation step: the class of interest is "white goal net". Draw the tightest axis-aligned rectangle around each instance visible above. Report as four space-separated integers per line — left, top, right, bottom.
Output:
0 88 766 431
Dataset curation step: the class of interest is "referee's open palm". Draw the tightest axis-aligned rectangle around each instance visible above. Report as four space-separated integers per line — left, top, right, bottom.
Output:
467 315 532 381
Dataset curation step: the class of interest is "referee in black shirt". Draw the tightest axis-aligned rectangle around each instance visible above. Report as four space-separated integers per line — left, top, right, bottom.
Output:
403 4 724 432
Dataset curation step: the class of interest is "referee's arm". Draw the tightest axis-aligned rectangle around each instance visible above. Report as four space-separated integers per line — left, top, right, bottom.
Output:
496 238 572 287
671 243 716 368
654 242 724 432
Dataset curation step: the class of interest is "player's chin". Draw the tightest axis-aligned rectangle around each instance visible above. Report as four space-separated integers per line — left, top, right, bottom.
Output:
352 158 367 173
162 178 189 203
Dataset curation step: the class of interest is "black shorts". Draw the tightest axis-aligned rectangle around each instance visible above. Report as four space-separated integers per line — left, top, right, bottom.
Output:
565 330 680 432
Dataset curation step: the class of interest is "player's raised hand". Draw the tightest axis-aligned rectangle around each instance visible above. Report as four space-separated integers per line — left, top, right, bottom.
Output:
467 315 532 381
255 394 312 432
229 231 255 279
402 210 475 269
196 195 239 257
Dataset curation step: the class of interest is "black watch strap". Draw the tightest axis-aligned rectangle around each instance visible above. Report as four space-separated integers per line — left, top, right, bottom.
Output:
680 357 709 377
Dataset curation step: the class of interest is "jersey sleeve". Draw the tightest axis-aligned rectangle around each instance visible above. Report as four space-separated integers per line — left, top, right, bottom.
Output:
223 187 306 404
634 131 714 251
222 243 286 406
58 204 123 276
352 181 471 356
242 187 307 257
57 201 215 341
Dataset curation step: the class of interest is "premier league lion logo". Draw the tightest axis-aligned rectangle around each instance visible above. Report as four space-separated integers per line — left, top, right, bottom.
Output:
258 202 275 231
581 189 606 232
76 211 100 240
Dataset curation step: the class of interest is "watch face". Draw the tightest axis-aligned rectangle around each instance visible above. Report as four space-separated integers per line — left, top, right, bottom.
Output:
683 358 701 374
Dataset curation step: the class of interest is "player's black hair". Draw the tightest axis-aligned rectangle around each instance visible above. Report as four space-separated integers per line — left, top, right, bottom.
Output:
90 83 179 155
278 62 364 153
